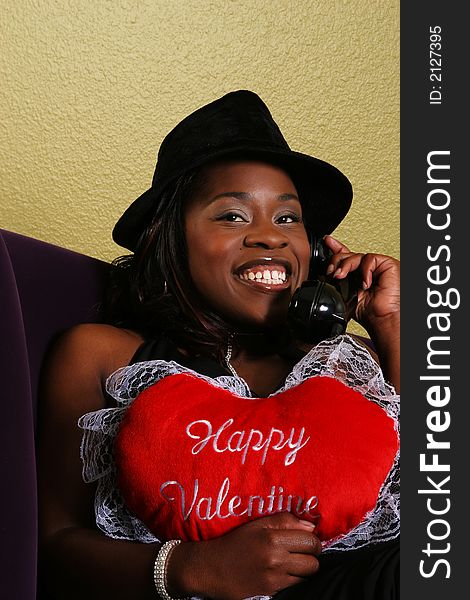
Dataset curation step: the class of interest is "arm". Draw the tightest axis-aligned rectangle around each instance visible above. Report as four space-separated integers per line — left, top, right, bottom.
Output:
37 324 159 599
324 236 400 393
38 325 321 600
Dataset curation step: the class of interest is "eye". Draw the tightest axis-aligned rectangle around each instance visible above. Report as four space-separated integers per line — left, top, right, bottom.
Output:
276 213 303 224
216 212 247 222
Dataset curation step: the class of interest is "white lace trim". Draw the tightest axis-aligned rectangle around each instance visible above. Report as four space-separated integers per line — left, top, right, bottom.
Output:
79 334 400 558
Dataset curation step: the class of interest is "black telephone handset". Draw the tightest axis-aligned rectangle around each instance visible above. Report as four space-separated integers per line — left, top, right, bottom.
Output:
287 237 358 343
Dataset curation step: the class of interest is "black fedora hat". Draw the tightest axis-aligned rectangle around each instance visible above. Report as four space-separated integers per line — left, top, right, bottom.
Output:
113 90 353 251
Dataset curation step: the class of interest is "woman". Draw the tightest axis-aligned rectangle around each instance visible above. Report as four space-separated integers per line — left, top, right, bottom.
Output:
37 91 400 600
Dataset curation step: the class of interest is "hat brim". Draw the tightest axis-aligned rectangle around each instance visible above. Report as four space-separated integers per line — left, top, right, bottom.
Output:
112 147 352 251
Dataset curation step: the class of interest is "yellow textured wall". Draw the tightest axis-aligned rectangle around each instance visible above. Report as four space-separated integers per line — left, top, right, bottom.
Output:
1 0 399 266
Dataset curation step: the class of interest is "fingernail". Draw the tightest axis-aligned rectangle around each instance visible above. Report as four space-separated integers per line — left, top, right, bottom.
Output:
298 519 316 529
326 264 334 275
334 268 342 277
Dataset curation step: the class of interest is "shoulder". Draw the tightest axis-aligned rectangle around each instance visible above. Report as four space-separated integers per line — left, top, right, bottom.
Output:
42 323 145 413
49 323 144 375
349 333 379 363
296 333 379 363
52 323 143 367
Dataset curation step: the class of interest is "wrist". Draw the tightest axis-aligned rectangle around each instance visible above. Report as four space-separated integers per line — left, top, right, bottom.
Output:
363 311 400 342
165 539 213 599
154 541 192 600
364 312 400 392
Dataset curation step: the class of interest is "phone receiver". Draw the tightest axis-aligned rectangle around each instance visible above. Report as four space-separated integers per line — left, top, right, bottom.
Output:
287 237 358 343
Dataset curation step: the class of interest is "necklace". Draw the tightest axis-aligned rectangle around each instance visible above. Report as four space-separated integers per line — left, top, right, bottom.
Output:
224 339 240 379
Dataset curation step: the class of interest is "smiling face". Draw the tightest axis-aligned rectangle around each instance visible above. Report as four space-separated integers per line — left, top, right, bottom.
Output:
184 160 311 328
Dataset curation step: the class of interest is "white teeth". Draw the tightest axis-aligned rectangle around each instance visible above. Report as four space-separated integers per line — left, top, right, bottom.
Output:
239 267 288 286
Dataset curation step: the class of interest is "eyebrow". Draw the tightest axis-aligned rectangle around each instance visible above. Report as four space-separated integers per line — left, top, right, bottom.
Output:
209 191 300 203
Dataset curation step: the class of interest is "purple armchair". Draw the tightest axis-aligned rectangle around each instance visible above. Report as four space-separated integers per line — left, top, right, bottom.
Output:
0 229 109 599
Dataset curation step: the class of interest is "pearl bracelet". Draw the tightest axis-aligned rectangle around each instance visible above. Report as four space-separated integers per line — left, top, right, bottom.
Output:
153 540 190 600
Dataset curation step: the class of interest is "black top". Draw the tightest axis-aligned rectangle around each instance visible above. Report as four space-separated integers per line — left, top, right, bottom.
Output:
129 337 229 378
129 336 307 397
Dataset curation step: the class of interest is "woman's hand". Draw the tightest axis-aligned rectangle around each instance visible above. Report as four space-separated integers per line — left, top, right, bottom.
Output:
324 236 400 391
167 512 321 600
323 235 400 332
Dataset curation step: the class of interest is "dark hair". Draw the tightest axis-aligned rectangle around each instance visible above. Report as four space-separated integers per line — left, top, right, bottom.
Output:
103 169 233 359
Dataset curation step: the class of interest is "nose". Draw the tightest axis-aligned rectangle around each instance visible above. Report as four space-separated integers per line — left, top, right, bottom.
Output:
243 221 289 250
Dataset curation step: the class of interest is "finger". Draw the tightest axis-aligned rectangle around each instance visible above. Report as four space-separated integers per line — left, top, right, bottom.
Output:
354 253 394 290
361 253 401 290
325 251 355 275
293 532 322 556
285 554 320 578
324 235 351 254
274 530 322 556
256 512 317 532
359 254 378 290
327 253 364 279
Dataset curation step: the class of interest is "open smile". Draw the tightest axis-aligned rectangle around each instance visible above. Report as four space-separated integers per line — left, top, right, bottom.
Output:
235 259 292 291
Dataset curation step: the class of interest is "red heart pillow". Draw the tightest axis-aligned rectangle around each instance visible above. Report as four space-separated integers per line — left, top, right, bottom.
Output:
114 373 398 543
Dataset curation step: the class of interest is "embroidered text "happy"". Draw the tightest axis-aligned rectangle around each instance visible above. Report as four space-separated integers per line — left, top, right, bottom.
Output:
185 418 310 465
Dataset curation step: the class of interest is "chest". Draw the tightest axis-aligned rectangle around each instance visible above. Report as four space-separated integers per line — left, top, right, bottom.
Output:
228 355 296 397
